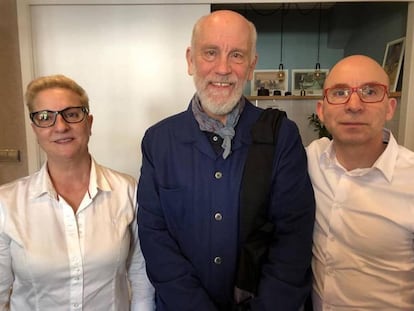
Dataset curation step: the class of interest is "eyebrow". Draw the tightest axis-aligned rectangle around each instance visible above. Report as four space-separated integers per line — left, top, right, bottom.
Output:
328 81 383 88
200 44 247 54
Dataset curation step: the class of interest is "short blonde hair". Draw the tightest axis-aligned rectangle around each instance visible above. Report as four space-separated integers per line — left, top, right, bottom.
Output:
25 74 89 112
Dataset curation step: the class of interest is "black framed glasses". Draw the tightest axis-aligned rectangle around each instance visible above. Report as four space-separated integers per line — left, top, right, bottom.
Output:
324 83 388 105
30 106 89 128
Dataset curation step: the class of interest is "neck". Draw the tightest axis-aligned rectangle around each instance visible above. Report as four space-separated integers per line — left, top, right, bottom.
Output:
47 154 92 213
334 140 386 171
47 153 91 178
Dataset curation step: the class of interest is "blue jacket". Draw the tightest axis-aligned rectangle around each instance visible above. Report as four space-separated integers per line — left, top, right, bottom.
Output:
137 99 315 311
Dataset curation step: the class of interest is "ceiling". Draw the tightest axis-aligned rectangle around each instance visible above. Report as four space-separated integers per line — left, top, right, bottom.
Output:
212 2 336 12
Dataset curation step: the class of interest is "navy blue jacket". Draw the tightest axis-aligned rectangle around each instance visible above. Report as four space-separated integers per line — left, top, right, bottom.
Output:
137 99 315 310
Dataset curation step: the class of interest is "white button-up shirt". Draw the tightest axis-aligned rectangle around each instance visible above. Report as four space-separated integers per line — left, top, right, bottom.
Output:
306 130 414 310
0 158 154 311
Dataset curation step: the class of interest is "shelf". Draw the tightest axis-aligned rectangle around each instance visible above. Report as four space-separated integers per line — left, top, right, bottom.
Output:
247 95 322 100
247 92 401 101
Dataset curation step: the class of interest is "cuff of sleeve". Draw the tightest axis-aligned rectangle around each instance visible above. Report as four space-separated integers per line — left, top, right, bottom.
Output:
131 300 156 311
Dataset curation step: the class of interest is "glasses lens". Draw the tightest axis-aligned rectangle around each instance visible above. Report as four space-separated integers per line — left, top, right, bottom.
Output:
61 107 87 123
359 84 385 102
326 87 350 105
31 110 56 127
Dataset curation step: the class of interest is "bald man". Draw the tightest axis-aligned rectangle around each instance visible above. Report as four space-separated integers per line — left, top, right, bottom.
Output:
307 55 414 310
138 10 315 311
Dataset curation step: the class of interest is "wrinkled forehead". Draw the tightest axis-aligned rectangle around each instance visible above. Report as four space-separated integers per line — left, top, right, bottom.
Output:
195 14 252 47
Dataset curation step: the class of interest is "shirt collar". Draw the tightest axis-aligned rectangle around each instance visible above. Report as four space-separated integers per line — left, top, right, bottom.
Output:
372 129 398 182
320 129 397 182
29 157 113 200
90 158 113 195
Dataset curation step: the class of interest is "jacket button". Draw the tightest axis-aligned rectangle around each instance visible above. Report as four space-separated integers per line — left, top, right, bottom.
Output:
214 256 222 265
214 213 223 221
214 171 222 179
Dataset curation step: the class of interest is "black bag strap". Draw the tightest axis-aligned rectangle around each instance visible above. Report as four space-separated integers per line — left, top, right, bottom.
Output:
235 108 287 296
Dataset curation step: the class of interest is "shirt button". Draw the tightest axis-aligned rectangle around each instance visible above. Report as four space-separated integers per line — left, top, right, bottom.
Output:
214 256 222 265
212 135 219 142
214 171 223 179
214 213 223 221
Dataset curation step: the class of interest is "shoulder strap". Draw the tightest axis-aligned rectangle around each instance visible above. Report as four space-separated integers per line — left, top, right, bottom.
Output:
235 108 287 296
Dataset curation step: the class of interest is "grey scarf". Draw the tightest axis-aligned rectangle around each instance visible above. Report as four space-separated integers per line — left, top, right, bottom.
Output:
191 95 245 159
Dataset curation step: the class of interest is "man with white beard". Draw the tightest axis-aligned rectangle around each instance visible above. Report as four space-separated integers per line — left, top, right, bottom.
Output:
137 10 315 311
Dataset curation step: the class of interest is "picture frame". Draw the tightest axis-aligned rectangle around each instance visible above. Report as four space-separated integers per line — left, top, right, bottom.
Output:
382 37 405 92
251 69 288 96
291 69 329 96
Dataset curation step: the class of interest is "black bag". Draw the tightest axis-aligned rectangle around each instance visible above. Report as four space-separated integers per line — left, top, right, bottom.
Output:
234 108 287 304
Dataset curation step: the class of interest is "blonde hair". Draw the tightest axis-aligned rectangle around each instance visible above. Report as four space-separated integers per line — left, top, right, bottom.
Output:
25 74 89 112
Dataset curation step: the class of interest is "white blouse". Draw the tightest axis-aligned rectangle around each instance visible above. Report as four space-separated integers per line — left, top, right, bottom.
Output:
0 159 155 311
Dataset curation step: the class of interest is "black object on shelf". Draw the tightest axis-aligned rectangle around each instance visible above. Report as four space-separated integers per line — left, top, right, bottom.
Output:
257 86 270 96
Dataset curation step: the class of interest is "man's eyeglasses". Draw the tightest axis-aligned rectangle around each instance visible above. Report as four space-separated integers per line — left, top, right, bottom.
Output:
30 106 89 128
324 83 388 105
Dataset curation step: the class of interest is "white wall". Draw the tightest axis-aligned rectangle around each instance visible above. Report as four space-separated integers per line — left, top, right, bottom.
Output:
29 4 209 178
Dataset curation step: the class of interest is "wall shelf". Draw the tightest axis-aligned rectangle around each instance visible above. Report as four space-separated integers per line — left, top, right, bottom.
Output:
247 95 322 100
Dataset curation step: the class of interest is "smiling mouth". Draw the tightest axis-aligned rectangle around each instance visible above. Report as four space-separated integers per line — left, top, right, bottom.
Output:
54 138 73 144
210 82 233 87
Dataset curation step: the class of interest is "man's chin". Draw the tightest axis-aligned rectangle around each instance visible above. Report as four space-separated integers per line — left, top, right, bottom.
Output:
203 100 238 115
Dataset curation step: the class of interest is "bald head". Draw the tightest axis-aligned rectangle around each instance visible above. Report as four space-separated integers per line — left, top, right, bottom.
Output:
325 55 390 90
191 10 257 58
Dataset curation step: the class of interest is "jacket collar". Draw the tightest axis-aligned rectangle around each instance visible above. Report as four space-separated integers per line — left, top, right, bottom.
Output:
174 97 257 159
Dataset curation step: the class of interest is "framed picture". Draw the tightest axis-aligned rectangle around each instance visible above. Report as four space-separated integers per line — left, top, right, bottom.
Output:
291 69 329 96
251 69 288 96
382 37 405 92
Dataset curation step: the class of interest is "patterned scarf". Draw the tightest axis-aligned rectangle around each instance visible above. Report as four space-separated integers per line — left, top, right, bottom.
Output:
191 94 245 159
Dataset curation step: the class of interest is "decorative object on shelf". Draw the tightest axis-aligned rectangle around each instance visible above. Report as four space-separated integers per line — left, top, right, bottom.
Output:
308 113 332 139
292 69 329 96
382 37 405 92
314 3 323 79
277 4 286 81
251 70 288 96
257 86 270 96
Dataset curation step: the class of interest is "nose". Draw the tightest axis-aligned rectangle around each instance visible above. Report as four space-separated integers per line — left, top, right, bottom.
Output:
215 55 232 75
345 91 364 112
54 114 70 130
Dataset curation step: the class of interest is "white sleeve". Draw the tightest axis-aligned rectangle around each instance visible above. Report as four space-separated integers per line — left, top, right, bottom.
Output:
128 187 155 311
0 202 13 310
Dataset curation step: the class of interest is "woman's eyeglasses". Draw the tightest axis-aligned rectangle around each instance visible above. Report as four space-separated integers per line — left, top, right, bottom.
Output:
30 106 89 128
